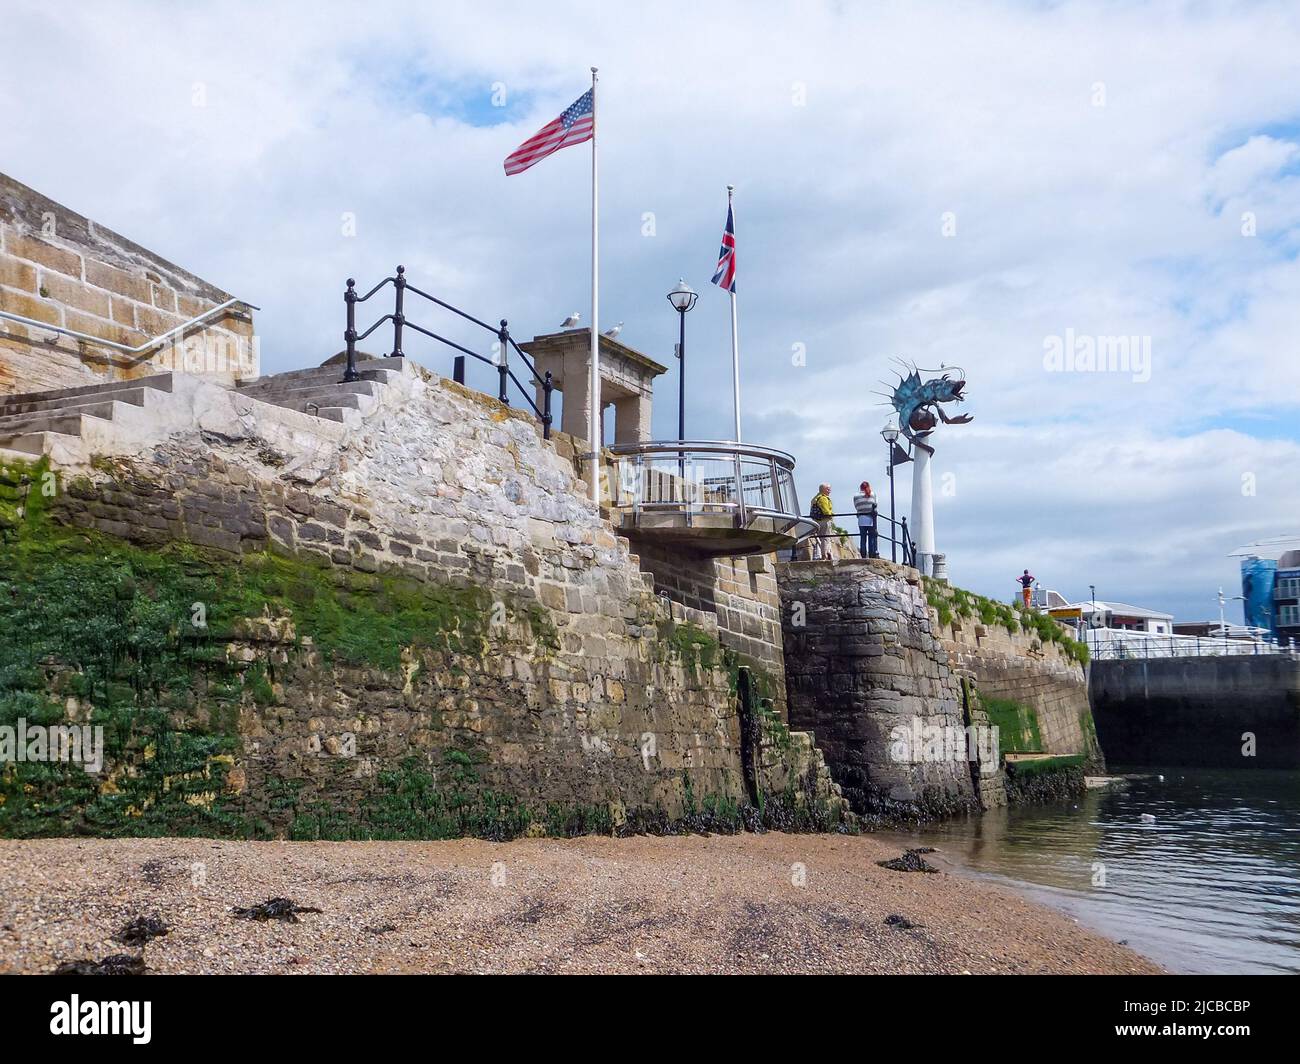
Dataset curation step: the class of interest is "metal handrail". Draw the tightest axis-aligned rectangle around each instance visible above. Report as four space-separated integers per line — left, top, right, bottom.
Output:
1082 628 1294 660
610 439 799 466
343 265 553 438
805 509 915 566
0 297 259 355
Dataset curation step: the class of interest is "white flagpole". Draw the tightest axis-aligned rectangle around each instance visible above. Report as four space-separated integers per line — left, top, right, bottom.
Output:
727 184 741 443
587 66 601 504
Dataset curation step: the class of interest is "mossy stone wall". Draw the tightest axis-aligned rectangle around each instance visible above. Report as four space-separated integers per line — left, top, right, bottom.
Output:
1 359 849 838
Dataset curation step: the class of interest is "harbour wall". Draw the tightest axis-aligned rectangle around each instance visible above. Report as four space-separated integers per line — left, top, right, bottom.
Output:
1090 655 1300 768
776 560 1101 819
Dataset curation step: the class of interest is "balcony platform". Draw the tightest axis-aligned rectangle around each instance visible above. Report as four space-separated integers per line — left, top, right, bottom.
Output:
608 440 817 558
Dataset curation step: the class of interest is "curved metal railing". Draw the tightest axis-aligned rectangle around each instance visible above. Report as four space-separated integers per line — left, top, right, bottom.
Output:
608 439 812 534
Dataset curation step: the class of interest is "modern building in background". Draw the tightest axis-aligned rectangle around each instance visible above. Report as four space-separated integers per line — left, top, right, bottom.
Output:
1231 537 1300 646
1275 551 1300 646
1044 599 1174 635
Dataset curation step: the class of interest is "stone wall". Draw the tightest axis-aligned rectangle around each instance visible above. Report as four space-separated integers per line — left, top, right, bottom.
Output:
777 557 982 818
625 540 787 713
544 446 792 715
0 171 256 395
1091 655 1300 768
925 580 1103 770
0 358 845 836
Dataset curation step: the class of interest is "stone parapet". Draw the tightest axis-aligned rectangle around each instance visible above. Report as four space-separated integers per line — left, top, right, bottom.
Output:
0 171 256 396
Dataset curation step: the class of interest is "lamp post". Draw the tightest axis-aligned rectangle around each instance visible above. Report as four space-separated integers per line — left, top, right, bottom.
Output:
1218 588 1248 643
881 419 900 563
667 279 698 441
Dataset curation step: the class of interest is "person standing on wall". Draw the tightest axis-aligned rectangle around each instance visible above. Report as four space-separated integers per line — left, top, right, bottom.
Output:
809 483 834 560
1018 568 1035 608
853 480 879 559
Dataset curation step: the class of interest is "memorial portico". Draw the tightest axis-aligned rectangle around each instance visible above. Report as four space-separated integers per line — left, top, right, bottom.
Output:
521 328 666 446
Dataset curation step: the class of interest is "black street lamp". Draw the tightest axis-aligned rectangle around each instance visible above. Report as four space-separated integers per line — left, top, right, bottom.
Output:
881 419 901 563
666 279 698 440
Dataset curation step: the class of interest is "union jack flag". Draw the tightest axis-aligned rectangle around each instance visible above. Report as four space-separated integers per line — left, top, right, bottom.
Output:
503 90 594 176
711 202 736 293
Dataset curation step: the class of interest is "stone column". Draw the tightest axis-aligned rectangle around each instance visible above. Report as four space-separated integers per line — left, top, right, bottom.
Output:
775 558 978 817
559 349 592 441
612 393 652 445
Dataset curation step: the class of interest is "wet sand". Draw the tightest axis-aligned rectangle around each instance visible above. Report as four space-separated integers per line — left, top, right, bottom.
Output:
0 833 1162 974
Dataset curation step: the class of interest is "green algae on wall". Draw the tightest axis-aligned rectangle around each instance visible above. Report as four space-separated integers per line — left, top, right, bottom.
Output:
981 696 1044 755
1 455 848 840
0 466 556 839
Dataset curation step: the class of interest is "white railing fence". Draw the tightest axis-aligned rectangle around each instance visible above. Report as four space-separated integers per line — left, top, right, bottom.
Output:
1082 627 1297 661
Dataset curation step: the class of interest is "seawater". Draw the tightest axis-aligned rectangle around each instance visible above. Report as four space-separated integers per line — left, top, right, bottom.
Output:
885 767 1300 974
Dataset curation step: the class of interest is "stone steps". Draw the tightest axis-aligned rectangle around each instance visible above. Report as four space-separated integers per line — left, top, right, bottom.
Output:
0 405 124 443
0 358 396 460
283 401 352 422
235 358 404 391
0 441 44 464
1 386 154 418
0 373 174 414
239 387 369 421
0 374 180 457
233 358 405 422
0 357 411 461
234 379 377 403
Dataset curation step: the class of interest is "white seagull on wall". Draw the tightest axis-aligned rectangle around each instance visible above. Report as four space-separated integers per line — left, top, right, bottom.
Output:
560 312 580 328
602 322 623 339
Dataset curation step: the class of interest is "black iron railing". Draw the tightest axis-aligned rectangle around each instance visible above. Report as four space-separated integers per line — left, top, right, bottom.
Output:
803 511 915 566
343 265 553 438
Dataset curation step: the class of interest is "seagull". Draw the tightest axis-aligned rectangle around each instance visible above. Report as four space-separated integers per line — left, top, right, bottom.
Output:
560 312 580 329
602 322 623 339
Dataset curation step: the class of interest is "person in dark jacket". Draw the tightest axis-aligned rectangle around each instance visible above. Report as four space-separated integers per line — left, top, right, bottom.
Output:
1018 569 1035 608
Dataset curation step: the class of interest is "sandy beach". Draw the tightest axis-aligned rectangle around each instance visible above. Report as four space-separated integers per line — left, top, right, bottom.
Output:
0 832 1161 974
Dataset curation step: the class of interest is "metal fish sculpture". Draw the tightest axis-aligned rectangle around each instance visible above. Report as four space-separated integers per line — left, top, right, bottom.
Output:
889 366 972 455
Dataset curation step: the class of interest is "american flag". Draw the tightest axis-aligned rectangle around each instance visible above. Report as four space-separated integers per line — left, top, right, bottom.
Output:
503 90 595 176
711 202 737 293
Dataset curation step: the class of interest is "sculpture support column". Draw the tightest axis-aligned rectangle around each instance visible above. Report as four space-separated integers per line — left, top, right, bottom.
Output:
910 441 936 575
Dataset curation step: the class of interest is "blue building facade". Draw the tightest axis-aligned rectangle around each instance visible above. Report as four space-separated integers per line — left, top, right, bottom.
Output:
1240 555 1277 632
1239 547 1300 646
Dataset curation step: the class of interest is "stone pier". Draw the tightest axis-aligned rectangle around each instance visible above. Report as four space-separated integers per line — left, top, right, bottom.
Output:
777 558 981 817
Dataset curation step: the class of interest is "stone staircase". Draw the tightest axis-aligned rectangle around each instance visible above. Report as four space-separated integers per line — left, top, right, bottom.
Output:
0 357 410 464
232 357 406 421
0 373 178 460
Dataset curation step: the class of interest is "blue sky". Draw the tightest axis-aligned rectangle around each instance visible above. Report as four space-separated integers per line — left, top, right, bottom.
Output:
2 0 1298 622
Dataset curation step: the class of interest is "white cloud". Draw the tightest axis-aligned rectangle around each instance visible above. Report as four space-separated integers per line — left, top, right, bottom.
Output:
2 0 1299 620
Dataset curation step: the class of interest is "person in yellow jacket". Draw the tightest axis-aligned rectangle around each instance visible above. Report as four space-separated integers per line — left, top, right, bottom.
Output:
809 483 834 560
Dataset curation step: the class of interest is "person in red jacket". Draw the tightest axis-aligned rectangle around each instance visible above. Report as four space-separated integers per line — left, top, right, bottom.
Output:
1018 569 1035 608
